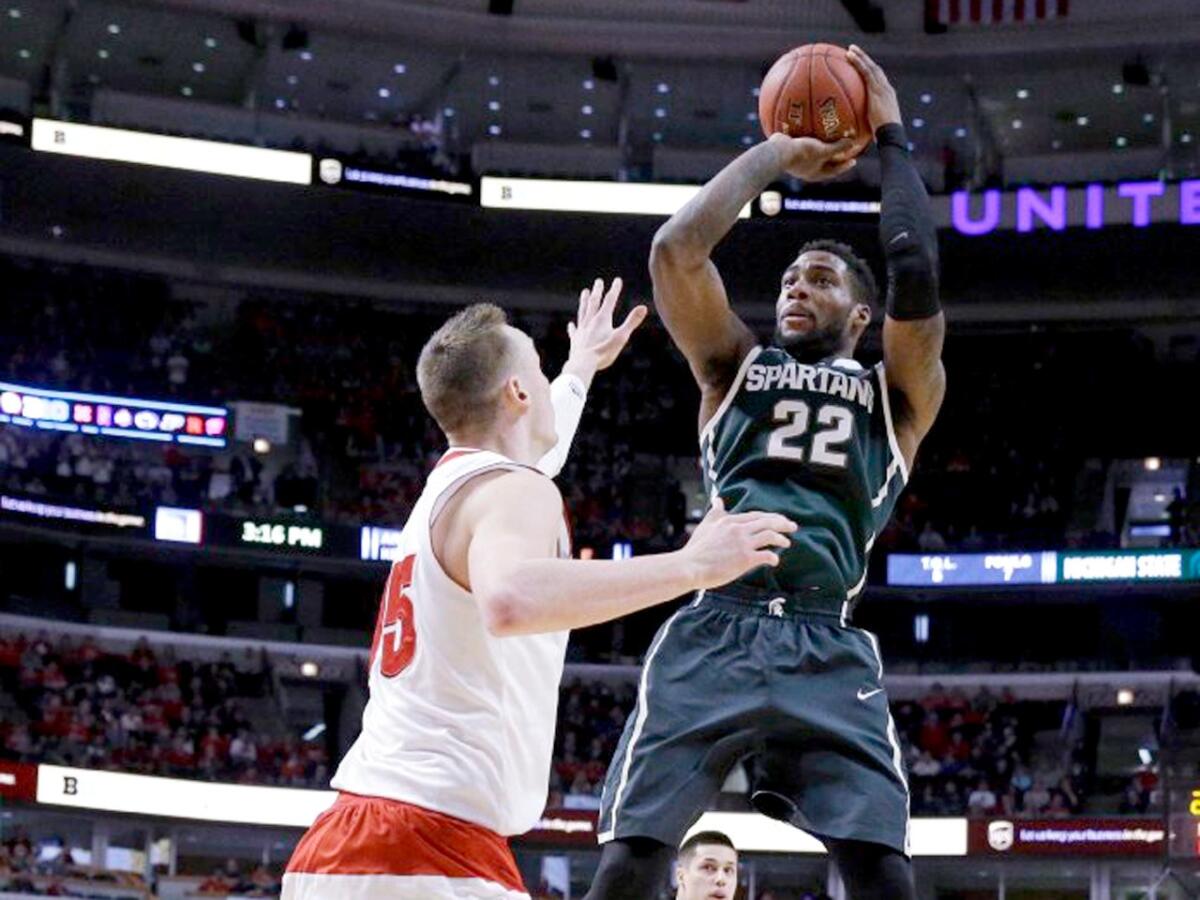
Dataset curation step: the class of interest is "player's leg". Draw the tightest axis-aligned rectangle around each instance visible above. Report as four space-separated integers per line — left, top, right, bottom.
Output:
826 838 916 900
590 602 767 898
753 618 911 854
580 837 676 900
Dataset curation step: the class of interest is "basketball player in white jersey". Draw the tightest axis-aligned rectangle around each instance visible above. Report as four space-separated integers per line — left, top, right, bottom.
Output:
282 279 797 900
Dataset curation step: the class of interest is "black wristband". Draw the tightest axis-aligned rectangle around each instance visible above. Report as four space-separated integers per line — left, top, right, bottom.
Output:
875 123 909 151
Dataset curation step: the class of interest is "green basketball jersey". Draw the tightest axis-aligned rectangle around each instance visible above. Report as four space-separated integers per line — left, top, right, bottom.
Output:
699 345 908 619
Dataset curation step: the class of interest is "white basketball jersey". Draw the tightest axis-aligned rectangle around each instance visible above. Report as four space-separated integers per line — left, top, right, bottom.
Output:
331 449 570 837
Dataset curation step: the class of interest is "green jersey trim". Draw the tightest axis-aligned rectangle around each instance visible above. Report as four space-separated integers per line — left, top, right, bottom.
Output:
698 345 764 448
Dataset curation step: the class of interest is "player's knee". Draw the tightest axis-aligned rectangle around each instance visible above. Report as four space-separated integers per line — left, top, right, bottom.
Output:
828 838 915 900
581 838 674 900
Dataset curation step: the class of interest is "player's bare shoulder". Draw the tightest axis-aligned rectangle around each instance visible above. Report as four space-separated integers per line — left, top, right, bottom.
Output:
433 466 562 591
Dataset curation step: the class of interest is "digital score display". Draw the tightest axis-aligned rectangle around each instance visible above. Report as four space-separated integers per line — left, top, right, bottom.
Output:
0 381 228 447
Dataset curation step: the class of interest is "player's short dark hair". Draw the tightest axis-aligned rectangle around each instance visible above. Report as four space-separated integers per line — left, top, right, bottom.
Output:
678 830 736 863
796 238 878 308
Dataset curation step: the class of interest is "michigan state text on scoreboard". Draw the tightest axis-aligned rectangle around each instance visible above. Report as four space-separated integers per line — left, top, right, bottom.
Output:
887 549 1200 587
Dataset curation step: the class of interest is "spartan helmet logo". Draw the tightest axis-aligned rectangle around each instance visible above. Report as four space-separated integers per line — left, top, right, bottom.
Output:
760 190 783 217
988 820 1015 852
768 597 786 617
318 158 344 185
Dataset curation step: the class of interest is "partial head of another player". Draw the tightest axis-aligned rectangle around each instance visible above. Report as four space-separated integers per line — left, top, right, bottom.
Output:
675 830 738 900
774 238 878 363
416 302 557 457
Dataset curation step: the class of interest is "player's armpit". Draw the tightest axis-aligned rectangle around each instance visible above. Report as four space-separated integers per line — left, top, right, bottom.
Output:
648 237 756 395
462 470 564 636
883 313 947 465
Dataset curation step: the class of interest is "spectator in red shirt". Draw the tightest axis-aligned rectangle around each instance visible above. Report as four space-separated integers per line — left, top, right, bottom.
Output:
918 712 949 757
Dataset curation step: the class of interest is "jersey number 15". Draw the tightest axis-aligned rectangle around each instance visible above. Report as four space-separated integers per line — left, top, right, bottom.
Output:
767 400 854 468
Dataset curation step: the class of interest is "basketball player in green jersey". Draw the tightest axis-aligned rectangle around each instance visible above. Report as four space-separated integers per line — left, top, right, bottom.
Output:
586 47 944 900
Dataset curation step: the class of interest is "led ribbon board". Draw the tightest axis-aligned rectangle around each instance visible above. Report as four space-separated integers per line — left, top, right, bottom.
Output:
888 549 1200 587
481 176 751 218
0 381 228 447
32 119 312 185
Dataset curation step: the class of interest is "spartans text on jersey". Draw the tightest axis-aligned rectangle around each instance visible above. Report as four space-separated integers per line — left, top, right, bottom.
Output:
743 361 876 414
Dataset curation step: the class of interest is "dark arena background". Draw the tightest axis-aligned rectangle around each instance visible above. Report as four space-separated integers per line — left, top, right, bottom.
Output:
1 1 1199 898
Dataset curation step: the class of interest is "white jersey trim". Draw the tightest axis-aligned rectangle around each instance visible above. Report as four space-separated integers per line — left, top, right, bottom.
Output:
598 608 685 843
875 362 910 484
856 627 912 855
698 345 763 448
282 872 530 900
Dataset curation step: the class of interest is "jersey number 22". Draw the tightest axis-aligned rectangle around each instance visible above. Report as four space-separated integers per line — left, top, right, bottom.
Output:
767 400 854 468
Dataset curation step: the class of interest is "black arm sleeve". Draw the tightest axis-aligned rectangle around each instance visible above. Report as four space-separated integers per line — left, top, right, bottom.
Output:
877 123 941 320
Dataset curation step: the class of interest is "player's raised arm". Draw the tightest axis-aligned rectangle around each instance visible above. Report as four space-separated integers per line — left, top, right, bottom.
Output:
536 277 647 477
464 470 796 636
650 133 858 409
848 45 947 468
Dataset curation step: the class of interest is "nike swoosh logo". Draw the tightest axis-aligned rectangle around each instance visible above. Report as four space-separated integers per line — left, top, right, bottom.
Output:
857 687 884 701
888 231 909 245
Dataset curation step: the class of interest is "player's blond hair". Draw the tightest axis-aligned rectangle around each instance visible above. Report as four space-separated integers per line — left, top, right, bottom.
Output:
417 303 514 435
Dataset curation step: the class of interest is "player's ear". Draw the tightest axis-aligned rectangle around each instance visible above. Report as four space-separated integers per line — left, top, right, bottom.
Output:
852 302 872 333
502 375 530 408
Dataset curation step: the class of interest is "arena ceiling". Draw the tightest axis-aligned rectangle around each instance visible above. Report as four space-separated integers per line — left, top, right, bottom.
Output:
1 0 1199 170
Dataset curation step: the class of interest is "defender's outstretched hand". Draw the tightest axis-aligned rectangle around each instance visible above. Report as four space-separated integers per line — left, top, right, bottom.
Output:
767 134 858 182
565 277 649 376
846 45 902 136
681 497 798 590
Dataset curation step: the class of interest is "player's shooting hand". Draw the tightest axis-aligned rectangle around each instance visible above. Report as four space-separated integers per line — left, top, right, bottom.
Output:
846 45 902 135
767 133 858 182
681 497 798 590
564 277 649 380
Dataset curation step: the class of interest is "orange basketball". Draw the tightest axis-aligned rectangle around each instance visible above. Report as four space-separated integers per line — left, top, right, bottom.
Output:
758 43 871 158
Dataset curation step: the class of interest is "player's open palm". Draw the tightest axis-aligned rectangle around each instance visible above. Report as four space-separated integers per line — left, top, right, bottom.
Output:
567 277 649 372
846 45 901 135
768 134 858 182
682 497 797 588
